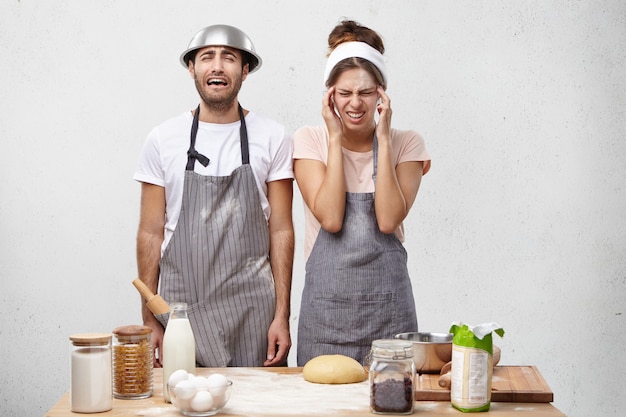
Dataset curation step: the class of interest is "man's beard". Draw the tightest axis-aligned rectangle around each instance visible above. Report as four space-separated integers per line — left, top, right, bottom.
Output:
194 74 243 113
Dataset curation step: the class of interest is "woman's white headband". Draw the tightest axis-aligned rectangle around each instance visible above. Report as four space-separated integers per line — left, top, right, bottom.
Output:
323 41 387 88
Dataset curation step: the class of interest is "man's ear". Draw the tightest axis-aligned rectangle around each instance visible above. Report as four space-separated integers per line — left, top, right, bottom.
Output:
241 63 249 81
188 60 195 79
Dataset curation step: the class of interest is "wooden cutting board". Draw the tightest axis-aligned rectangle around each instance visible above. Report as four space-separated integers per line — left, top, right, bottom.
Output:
415 366 554 402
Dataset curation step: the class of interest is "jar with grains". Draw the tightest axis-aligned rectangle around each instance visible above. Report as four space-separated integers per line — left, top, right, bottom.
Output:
70 333 112 413
369 339 415 415
112 325 153 399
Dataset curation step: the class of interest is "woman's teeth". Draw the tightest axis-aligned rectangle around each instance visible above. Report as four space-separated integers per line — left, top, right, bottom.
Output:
347 112 364 119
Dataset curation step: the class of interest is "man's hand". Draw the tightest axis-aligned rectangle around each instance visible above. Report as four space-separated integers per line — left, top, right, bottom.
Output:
264 318 291 366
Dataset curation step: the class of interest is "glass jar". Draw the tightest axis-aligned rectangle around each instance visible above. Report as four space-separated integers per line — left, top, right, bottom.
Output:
369 339 415 415
112 325 153 399
69 333 112 413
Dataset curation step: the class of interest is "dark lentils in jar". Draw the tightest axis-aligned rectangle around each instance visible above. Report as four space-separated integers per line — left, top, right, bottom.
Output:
371 377 413 413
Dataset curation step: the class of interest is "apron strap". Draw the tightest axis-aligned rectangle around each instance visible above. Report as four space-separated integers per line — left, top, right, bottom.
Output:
186 104 250 171
238 104 250 165
186 105 210 170
371 129 379 184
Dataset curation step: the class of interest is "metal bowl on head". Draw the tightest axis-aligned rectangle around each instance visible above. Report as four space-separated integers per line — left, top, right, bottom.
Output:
394 332 453 374
179 24 262 72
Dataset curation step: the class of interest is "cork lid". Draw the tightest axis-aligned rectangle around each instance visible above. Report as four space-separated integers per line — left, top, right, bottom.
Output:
112 325 152 337
69 333 112 346
112 325 152 343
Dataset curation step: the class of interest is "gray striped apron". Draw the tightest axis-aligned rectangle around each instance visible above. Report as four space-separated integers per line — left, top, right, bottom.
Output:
297 133 418 366
156 104 275 367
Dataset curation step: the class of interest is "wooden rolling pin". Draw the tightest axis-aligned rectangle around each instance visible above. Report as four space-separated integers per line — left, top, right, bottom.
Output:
132 278 170 315
438 345 501 389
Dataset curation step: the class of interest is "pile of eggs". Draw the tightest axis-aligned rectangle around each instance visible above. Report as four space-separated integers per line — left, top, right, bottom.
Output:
168 369 231 413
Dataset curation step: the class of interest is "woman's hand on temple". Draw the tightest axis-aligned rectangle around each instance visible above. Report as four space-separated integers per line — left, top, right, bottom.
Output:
322 87 343 141
376 85 392 141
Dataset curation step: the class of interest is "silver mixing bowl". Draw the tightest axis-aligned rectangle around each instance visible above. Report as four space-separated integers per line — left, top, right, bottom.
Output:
394 332 453 374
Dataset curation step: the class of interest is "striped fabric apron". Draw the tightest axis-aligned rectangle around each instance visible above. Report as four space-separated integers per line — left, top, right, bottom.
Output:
156 104 275 367
297 133 418 366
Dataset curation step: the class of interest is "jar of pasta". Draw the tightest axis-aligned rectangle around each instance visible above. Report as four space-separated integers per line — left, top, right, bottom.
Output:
112 325 153 399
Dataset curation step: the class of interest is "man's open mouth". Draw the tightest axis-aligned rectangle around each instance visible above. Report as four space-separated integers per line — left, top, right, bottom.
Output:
208 78 228 86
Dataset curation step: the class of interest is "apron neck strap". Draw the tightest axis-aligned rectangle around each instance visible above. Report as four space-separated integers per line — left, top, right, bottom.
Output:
238 104 250 165
372 129 379 184
186 103 249 171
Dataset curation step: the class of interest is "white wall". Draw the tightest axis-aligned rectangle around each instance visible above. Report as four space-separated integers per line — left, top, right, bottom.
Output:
1 1 624 416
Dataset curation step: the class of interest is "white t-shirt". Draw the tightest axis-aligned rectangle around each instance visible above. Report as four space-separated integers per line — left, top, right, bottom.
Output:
293 125 431 261
134 110 294 254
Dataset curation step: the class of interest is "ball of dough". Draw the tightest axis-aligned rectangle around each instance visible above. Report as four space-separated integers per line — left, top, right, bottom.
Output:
303 354 367 384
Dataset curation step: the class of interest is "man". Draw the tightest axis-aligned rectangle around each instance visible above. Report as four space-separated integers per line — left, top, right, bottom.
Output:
134 24 294 367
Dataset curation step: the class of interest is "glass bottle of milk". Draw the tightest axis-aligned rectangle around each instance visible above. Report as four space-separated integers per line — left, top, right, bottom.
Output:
162 302 196 402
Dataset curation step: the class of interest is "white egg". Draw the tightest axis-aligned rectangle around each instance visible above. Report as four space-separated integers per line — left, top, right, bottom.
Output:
207 373 229 397
168 369 189 388
173 396 192 411
190 390 214 412
174 379 197 400
192 375 212 392
212 392 226 409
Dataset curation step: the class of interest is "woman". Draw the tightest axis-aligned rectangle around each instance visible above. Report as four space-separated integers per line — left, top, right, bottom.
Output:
294 20 431 365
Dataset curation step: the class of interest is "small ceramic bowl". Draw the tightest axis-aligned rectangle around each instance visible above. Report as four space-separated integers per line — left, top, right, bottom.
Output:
394 332 453 374
168 379 232 416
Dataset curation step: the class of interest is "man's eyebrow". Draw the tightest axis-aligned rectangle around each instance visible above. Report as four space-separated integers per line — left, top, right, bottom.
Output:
199 47 238 56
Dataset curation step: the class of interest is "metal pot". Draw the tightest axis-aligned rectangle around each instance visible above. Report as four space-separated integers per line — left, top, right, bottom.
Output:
393 332 452 374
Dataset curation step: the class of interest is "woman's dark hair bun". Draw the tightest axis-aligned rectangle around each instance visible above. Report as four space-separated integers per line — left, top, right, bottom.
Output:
328 19 385 54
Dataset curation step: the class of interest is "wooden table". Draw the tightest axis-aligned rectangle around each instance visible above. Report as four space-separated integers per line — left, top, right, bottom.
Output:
44 367 566 417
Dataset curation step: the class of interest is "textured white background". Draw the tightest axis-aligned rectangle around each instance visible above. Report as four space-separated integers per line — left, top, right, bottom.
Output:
1 1 624 416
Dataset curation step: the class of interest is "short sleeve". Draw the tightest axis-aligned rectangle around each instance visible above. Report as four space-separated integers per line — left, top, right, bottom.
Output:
394 129 431 175
133 127 165 186
293 125 328 163
267 128 295 183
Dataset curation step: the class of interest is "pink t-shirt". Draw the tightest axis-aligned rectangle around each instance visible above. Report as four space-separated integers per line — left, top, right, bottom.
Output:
293 125 431 261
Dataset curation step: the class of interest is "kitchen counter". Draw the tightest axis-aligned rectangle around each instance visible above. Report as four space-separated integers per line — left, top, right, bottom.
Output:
44 367 566 417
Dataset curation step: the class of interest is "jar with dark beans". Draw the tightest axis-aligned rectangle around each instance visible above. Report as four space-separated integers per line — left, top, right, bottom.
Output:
371 377 414 413
369 339 415 415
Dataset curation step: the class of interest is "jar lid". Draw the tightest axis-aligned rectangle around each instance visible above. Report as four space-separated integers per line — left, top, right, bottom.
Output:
371 339 414 359
70 333 112 346
112 325 152 337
